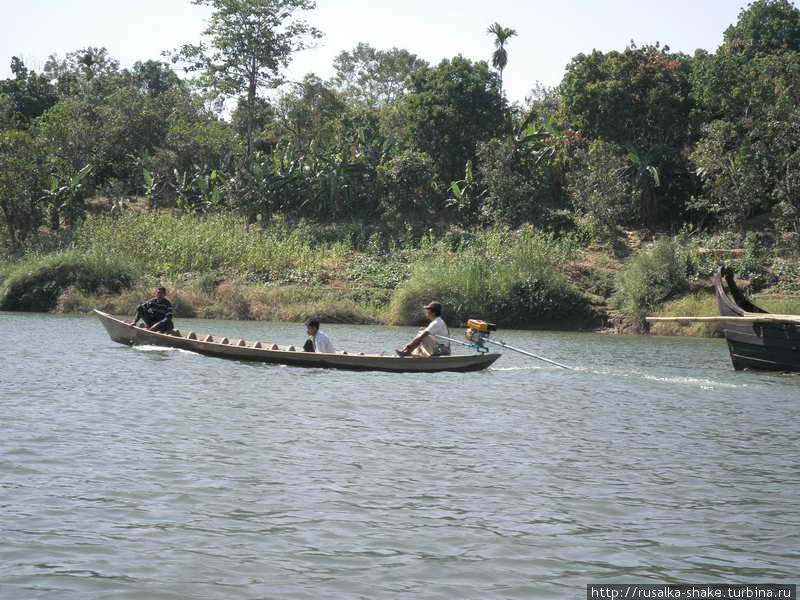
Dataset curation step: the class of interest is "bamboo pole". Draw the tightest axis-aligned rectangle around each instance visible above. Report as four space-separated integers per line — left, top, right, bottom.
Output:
646 315 800 323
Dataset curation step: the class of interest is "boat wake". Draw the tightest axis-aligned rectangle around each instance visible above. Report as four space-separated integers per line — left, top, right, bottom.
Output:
591 368 747 390
490 366 559 372
640 373 744 389
491 363 747 389
132 345 199 356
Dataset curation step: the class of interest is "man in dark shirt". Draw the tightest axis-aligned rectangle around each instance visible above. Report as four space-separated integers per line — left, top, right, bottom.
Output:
129 286 174 332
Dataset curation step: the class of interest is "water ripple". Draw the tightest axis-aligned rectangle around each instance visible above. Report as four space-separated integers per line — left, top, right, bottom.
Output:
1 314 798 599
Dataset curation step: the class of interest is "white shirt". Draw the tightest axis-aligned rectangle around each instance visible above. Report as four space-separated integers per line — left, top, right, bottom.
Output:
313 331 336 353
424 317 450 351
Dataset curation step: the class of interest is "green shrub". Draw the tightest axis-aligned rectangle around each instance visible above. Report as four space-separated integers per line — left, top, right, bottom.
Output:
386 228 592 327
611 238 690 323
769 258 800 293
0 250 138 311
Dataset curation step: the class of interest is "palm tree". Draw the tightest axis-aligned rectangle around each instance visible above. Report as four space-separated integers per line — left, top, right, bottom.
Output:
487 23 518 93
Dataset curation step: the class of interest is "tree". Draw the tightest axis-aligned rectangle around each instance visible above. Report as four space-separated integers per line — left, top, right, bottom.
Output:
560 43 694 228
172 0 322 156
331 43 427 107
43 47 121 98
34 98 97 180
723 0 800 55
44 47 120 81
689 48 752 124
376 149 435 220
0 95 19 131
623 143 663 230
231 95 275 152
693 2 800 124
476 123 574 228
487 22 517 94
690 50 800 230
567 139 640 235
40 164 93 231
0 57 58 126
0 131 46 253
399 56 508 192
32 72 239 209
269 74 348 150
689 120 768 231
561 43 692 150
127 60 185 98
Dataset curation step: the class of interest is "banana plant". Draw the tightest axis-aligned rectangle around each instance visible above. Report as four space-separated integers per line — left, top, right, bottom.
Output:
224 152 304 225
194 169 224 211
143 168 159 209
173 167 225 214
447 160 487 222
42 164 93 230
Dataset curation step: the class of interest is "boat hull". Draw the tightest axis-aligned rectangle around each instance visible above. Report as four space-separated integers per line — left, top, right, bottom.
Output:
721 323 800 372
94 310 500 373
714 268 800 372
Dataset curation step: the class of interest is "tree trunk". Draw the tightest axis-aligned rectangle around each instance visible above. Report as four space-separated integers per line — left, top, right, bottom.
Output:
246 59 257 157
49 205 60 231
5 218 18 255
641 187 657 231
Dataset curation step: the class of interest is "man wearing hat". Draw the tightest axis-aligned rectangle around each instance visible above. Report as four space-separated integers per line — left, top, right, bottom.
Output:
397 301 451 357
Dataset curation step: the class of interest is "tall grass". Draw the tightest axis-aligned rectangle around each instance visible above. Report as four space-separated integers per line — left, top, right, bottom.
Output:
0 212 349 312
649 293 722 337
0 248 138 311
387 228 591 327
59 280 378 323
751 294 800 315
648 289 800 337
76 213 330 281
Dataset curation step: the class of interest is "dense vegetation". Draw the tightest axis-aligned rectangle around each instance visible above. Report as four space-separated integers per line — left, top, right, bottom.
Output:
2 0 800 331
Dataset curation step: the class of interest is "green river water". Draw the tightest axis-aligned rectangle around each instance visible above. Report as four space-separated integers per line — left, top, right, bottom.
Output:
1 313 798 599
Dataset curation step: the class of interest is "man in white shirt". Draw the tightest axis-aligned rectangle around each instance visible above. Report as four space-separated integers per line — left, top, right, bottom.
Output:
397 301 451 357
304 318 336 353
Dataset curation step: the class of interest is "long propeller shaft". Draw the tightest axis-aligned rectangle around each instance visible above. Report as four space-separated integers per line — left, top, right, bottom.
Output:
483 337 572 369
435 334 572 370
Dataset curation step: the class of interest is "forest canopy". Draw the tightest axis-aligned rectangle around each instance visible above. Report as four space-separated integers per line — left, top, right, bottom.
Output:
2 0 800 255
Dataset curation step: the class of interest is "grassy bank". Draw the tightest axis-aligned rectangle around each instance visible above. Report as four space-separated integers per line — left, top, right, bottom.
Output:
56 280 381 323
649 292 800 337
3 213 799 335
0 249 138 312
0 213 599 328
386 227 595 328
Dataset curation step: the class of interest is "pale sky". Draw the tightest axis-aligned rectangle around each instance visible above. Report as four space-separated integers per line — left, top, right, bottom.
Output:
0 0 784 105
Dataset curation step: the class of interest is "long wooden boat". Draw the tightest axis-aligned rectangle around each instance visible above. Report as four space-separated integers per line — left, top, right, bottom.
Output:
94 310 501 373
713 267 800 372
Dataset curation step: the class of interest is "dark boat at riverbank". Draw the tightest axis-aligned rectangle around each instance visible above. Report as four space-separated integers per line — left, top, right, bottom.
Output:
713 267 800 372
94 310 501 373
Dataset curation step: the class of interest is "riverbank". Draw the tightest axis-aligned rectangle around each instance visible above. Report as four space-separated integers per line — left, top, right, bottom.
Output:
2 212 799 334
647 289 800 337
0 213 605 329
56 280 385 324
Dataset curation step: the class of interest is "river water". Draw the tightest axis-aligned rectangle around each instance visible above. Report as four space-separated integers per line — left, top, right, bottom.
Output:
1 312 798 599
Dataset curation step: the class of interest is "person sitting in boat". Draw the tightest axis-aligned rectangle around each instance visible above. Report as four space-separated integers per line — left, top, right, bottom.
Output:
397 301 451 357
128 286 174 332
303 318 336 353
